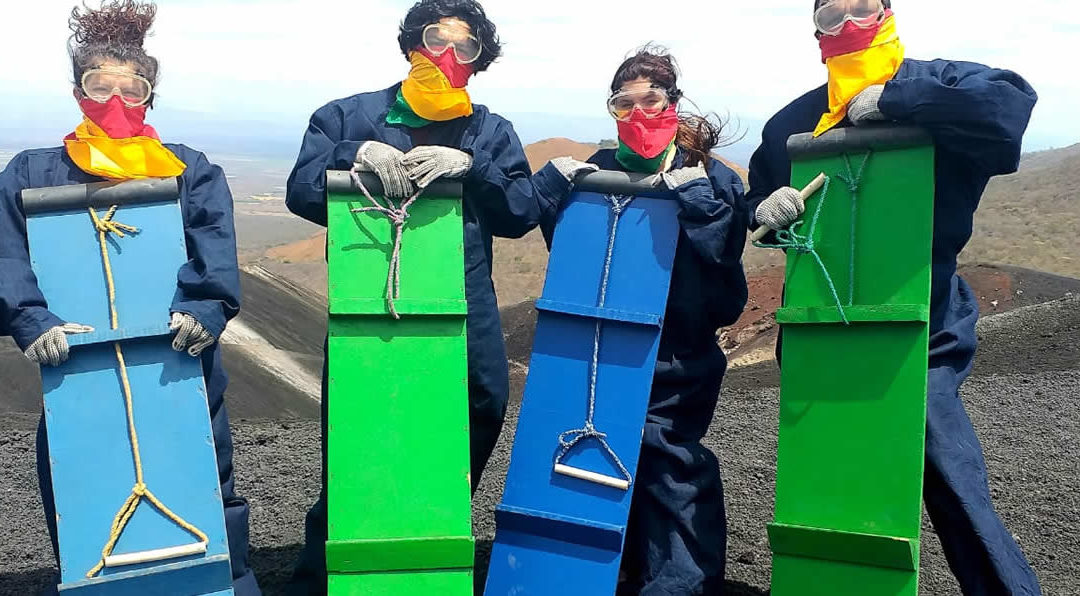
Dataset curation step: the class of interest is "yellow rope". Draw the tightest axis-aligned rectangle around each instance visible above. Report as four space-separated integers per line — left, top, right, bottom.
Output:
85 206 208 578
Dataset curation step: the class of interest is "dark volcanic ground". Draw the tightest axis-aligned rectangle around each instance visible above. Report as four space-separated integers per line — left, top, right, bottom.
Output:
2 287 1078 594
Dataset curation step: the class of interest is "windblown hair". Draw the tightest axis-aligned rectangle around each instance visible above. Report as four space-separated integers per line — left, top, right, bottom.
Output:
398 0 502 73
69 1 159 104
610 45 731 168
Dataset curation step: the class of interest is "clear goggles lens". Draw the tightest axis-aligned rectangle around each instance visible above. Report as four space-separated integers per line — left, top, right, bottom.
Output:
607 88 671 122
814 0 885 36
422 23 482 65
81 68 153 107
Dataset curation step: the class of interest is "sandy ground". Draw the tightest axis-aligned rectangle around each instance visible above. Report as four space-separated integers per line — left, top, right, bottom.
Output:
2 295 1077 595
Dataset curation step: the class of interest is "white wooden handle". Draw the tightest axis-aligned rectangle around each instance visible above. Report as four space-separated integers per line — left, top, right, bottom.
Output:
104 541 207 568
751 172 828 243
554 464 630 491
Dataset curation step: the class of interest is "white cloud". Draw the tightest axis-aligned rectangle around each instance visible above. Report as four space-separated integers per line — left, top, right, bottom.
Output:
1 0 1076 151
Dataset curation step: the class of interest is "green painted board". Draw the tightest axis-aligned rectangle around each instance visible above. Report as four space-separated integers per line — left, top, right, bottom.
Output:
769 127 935 596
325 172 473 594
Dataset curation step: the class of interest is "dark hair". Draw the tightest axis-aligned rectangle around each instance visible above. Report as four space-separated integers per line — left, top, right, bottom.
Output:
398 0 502 73
610 45 728 168
69 0 159 106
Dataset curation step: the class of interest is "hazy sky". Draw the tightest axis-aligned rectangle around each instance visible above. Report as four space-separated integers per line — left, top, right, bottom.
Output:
1 0 1077 162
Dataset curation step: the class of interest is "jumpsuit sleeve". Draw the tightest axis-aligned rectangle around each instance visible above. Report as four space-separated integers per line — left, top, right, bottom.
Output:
532 162 576 249
170 153 242 340
534 151 605 249
880 61 1038 176
673 160 748 267
285 103 366 227
745 126 789 230
461 118 542 239
0 153 65 350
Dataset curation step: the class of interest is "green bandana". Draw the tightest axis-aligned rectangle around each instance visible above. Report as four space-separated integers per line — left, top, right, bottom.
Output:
615 140 675 173
386 89 432 128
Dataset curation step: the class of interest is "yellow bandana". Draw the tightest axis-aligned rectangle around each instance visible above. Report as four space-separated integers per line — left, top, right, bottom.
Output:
400 51 474 122
64 119 186 180
814 15 905 137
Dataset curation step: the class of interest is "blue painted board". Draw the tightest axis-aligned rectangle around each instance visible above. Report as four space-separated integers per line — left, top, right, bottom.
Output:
538 194 678 318
485 190 680 595
27 201 188 334
56 555 233 596
25 195 232 596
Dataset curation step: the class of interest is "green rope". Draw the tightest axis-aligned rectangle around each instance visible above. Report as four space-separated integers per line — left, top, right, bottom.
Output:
755 175 849 324
753 151 874 325
836 152 873 305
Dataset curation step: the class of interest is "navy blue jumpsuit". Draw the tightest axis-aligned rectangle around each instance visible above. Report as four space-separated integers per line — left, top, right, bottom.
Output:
283 84 542 594
747 58 1040 595
533 149 749 594
0 145 260 595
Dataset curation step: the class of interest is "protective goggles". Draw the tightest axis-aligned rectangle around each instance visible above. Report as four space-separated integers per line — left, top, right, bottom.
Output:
814 0 886 36
422 23 483 65
80 67 153 107
606 87 671 122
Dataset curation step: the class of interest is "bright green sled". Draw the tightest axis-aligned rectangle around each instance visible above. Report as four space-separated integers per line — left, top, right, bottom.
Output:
765 126 935 595
325 171 473 595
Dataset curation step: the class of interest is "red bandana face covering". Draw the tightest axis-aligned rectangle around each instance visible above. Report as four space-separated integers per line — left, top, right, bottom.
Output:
64 96 186 180
819 9 894 62
76 96 159 139
616 105 679 159
417 47 474 89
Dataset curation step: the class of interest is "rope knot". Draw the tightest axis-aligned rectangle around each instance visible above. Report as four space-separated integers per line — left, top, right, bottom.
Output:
132 483 147 496
89 206 139 238
348 168 423 319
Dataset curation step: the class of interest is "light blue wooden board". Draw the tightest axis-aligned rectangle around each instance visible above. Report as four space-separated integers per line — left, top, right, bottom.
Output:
26 191 231 595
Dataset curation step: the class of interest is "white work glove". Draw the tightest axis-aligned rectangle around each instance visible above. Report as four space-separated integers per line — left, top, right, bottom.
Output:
402 146 473 189
848 84 887 125
23 323 95 366
169 312 216 357
550 157 599 182
661 165 708 190
355 141 416 199
755 187 805 231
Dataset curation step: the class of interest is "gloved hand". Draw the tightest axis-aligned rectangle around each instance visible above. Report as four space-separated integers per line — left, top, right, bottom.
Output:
661 165 708 190
848 84 887 125
755 186 805 231
550 157 599 182
169 312 216 357
355 141 416 199
24 323 95 366
402 146 473 189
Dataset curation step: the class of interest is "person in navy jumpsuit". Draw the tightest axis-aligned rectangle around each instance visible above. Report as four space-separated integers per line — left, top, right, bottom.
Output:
748 2 1040 593
282 2 544 593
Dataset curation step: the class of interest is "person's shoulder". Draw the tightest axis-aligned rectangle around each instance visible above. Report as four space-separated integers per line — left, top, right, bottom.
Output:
312 86 398 119
762 84 827 141
705 157 740 180
12 147 66 161
162 144 218 172
899 57 996 78
588 149 618 169
705 157 745 193
2 147 65 179
469 104 510 130
162 143 204 161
